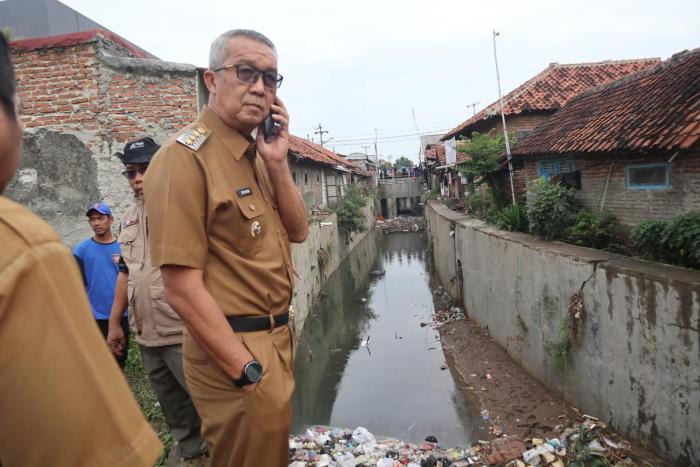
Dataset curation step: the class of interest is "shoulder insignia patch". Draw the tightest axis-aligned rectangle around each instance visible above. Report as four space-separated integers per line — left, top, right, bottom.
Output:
176 126 211 151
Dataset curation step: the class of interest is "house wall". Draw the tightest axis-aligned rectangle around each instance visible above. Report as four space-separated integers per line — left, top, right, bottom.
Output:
461 113 553 139
522 148 700 226
9 38 198 245
443 113 552 202
290 159 326 210
426 201 700 466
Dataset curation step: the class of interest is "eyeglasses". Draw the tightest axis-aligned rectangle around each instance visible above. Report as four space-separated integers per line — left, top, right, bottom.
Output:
122 165 148 180
211 64 283 89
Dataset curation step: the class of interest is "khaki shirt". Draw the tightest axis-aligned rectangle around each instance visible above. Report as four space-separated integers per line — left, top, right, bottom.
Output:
0 196 161 466
144 107 294 317
119 199 183 347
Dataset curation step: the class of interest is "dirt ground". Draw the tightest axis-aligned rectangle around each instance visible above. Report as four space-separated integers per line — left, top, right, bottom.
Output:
440 316 580 440
432 286 667 465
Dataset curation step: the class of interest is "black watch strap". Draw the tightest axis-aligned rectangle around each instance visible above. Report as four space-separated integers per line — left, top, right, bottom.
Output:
233 360 262 388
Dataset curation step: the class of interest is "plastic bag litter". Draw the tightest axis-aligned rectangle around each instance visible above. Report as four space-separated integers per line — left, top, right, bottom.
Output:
376 458 400 467
351 426 375 445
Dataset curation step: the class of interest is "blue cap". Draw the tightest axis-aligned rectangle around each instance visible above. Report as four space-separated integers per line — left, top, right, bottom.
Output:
86 202 112 217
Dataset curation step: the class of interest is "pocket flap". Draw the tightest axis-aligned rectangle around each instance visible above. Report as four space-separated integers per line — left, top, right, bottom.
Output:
235 196 265 219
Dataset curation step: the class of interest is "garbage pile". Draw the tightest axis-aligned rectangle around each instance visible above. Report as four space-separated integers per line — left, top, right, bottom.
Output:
420 306 465 329
375 216 425 233
288 426 483 467
289 416 654 466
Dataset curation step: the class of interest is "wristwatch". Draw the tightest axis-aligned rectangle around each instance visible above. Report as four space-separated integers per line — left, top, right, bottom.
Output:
233 360 263 388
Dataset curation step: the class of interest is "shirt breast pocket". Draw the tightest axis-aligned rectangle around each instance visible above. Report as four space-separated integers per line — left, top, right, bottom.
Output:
230 195 267 253
118 224 140 262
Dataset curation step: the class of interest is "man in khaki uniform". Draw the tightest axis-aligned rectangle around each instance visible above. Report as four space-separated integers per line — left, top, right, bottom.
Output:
106 137 207 462
144 29 308 466
0 34 161 467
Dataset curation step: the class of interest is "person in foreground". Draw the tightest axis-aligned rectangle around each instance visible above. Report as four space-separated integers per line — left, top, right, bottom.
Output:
144 29 308 466
0 34 161 466
107 137 207 462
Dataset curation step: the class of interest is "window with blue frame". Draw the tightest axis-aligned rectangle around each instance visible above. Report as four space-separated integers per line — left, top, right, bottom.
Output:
538 158 574 180
626 163 669 190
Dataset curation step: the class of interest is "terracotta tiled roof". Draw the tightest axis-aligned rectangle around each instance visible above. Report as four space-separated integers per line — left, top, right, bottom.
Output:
425 143 444 163
9 29 153 59
288 135 365 174
442 58 661 141
425 142 469 166
511 49 700 156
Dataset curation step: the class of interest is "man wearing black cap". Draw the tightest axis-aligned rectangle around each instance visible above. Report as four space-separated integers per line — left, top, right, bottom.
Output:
107 137 207 463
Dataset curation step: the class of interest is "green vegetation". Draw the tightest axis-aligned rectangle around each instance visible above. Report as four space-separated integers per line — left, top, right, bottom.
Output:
546 320 573 371
421 189 440 203
493 203 528 232
1 27 17 40
124 339 173 466
332 185 370 238
566 208 622 250
393 156 414 170
457 131 513 210
631 212 700 268
526 178 580 240
569 425 611 467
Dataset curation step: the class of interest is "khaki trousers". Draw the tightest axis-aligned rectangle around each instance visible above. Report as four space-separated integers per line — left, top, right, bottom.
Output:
183 325 295 467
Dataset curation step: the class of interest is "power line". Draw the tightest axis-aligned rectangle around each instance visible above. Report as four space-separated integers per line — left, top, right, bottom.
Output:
290 124 458 140
331 127 454 144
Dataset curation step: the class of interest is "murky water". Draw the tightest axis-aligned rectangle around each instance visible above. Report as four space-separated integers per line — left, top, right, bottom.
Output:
292 231 486 447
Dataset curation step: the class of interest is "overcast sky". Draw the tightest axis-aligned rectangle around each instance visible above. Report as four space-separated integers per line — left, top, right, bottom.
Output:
60 0 700 163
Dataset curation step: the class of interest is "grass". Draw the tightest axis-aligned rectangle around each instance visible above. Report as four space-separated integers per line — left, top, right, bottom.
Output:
545 320 573 371
123 337 174 466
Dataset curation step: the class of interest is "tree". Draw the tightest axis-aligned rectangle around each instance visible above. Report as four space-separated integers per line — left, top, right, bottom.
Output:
457 131 511 209
1 27 17 41
393 156 414 170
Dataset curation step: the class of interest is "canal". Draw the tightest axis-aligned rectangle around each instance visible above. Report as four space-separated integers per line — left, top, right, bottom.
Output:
291 230 487 447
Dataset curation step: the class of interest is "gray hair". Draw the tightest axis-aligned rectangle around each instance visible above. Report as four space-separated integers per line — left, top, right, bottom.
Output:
209 29 276 69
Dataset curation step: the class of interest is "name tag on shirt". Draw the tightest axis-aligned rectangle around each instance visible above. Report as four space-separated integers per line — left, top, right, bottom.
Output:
237 188 253 198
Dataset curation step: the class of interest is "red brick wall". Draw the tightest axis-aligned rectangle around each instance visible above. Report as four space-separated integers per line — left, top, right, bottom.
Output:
13 40 198 147
14 43 102 137
522 149 700 225
103 70 197 142
11 38 199 225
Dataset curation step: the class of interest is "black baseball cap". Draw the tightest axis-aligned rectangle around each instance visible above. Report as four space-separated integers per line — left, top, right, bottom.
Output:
115 137 160 165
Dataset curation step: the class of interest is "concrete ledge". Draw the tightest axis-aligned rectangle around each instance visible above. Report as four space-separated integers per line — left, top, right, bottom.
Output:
425 200 700 465
97 50 197 75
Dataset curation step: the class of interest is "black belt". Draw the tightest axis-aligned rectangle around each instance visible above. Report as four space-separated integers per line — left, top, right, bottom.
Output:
226 311 289 333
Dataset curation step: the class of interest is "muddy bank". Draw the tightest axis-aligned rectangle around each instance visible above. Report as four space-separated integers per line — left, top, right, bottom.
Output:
433 285 666 466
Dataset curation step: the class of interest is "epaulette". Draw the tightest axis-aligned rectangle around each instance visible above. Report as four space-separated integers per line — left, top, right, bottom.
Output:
176 126 211 151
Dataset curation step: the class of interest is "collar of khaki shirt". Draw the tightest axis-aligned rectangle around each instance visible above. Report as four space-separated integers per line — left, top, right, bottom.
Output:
199 106 256 162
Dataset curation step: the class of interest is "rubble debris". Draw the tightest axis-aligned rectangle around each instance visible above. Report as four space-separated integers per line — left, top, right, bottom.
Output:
375 216 425 233
289 418 659 466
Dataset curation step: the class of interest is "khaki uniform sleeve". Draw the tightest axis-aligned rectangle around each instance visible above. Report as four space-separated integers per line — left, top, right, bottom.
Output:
144 144 208 270
0 242 162 467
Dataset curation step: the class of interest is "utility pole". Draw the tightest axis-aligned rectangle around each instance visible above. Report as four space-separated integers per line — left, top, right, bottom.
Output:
374 128 378 159
469 101 481 115
314 123 329 146
361 145 370 155
493 30 516 205
411 108 423 167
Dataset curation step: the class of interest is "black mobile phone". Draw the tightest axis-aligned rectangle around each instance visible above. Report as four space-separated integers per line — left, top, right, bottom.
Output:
263 114 281 141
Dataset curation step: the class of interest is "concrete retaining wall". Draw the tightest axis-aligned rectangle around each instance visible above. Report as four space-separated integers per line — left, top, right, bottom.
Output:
425 201 700 466
290 203 375 334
